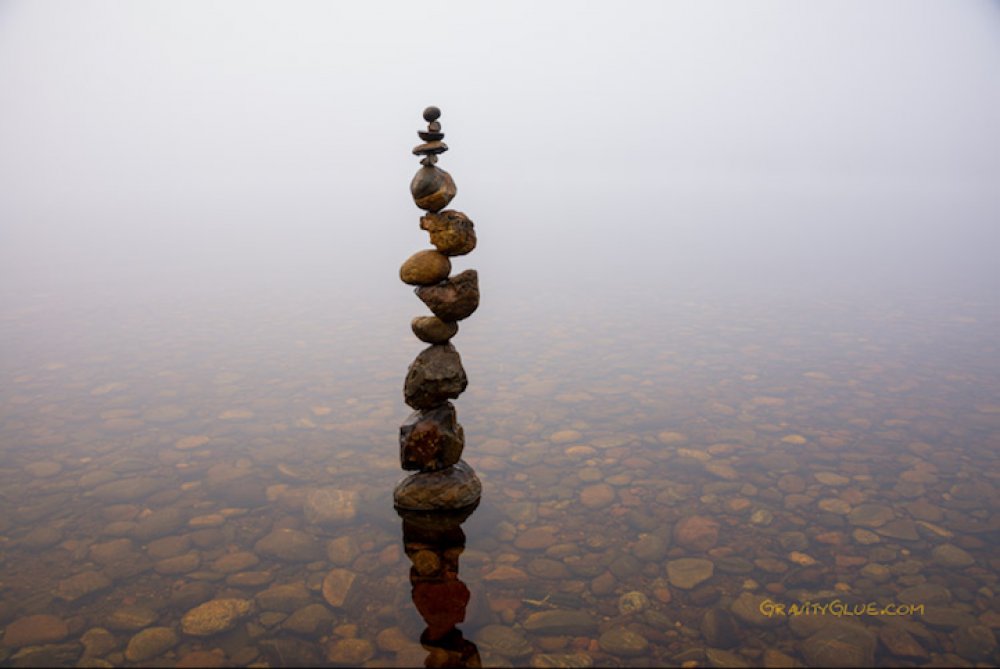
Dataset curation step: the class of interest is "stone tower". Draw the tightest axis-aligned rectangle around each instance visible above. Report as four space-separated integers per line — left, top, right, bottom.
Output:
393 106 482 512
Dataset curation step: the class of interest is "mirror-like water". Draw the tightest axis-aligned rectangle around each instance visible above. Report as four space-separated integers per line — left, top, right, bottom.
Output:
0 284 997 667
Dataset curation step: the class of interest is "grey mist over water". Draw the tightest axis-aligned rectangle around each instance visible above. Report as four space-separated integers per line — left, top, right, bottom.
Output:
1 2 998 667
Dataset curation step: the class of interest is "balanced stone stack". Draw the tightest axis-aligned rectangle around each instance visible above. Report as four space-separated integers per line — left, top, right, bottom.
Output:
393 106 483 512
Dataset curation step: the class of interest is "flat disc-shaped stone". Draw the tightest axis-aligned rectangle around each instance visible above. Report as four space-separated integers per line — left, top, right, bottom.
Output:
403 343 468 410
393 460 482 511
411 166 456 212
415 270 479 322
420 210 477 256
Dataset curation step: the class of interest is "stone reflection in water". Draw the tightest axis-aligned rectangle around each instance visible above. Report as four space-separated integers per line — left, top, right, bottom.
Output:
399 504 482 668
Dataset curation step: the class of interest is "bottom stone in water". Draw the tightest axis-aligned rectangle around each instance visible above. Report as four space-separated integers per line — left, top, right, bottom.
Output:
393 460 482 511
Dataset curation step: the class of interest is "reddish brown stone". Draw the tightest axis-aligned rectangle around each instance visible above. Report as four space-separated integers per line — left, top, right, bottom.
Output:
673 515 721 552
400 402 465 472
415 270 479 322
412 580 469 641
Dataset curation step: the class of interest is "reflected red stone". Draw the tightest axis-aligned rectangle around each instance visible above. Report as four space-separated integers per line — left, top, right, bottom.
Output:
412 580 470 641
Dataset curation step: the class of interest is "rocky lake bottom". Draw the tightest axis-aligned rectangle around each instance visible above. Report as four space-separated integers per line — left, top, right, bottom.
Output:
0 284 997 667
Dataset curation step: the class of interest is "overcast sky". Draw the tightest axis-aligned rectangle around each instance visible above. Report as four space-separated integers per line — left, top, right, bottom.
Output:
1 1 998 303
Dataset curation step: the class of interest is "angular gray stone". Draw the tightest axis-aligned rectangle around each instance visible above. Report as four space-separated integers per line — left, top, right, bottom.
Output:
393 460 481 511
415 270 480 322
403 344 468 410
411 316 458 344
400 402 464 472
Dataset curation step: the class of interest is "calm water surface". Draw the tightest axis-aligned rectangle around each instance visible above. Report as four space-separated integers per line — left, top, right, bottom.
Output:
0 281 997 667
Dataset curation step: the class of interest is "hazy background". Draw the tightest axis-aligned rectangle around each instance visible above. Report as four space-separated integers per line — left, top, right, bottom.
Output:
1 0 998 318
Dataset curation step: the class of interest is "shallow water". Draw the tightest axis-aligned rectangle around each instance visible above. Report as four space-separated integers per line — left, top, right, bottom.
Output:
0 282 997 667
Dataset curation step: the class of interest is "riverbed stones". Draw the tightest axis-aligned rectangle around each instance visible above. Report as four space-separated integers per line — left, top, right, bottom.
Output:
932 543 975 568
415 270 480 322
522 609 597 636
674 515 721 551
180 598 252 637
667 557 715 590
599 627 649 657
2 614 69 647
253 528 321 562
124 627 177 662
400 249 451 286
396 108 481 510
420 210 477 256
411 316 458 344
800 621 876 668
303 488 358 527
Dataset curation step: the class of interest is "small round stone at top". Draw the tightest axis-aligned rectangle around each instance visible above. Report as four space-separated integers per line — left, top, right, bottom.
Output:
423 106 441 122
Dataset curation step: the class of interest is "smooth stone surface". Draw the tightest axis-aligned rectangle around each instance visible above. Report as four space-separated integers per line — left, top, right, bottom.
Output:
403 343 468 410
410 165 456 212
400 249 451 286
254 528 322 562
2 614 69 647
674 515 721 551
522 610 597 636
255 582 311 613
180 598 252 637
400 402 464 471
701 608 741 649
415 269 480 322
393 460 482 511
800 621 876 668
56 571 112 602
730 592 783 628
420 210 477 256
667 557 715 590
411 316 459 344
124 627 177 662
322 568 359 608
475 625 532 658
599 627 649 657
932 543 975 567
303 488 358 527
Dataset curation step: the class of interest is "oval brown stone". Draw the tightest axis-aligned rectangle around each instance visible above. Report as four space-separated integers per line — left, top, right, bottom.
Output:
420 210 477 256
410 166 456 212
411 316 458 344
400 250 451 286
